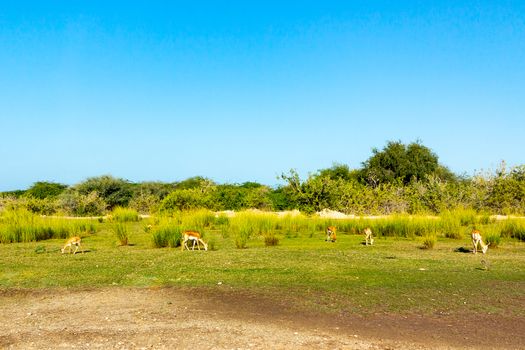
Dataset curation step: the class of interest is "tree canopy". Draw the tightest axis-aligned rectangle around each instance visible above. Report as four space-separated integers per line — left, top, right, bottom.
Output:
360 141 455 186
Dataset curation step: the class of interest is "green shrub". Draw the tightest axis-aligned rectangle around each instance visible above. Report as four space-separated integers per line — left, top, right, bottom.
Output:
498 220 525 241
484 232 501 248
151 224 182 248
114 223 129 246
421 235 436 249
263 232 279 247
234 226 251 249
207 236 217 251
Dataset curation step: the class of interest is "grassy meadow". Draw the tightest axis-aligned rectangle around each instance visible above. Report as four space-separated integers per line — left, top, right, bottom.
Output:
0 208 524 316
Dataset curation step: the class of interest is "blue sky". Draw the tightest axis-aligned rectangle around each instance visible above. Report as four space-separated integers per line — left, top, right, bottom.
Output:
1 1 524 191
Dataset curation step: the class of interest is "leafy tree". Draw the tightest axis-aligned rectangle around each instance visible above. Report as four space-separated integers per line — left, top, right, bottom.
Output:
132 181 176 200
360 141 454 186
175 176 215 190
318 163 358 182
279 169 346 213
58 191 107 216
73 175 133 209
25 181 67 199
487 163 525 214
0 190 26 198
159 188 212 212
212 184 246 210
243 186 273 210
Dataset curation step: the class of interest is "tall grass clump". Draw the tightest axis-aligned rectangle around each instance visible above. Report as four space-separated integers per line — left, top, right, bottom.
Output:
176 209 217 232
263 231 280 247
421 234 437 249
113 223 129 246
0 209 97 243
111 207 140 222
439 211 462 239
277 212 309 237
151 223 182 248
484 231 501 248
229 214 256 249
498 219 525 241
453 208 478 226
368 215 436 238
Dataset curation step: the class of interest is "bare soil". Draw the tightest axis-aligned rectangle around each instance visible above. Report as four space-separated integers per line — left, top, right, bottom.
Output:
0 287 523 349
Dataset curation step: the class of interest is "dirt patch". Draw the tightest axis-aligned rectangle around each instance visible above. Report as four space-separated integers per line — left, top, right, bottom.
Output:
0 287 523 349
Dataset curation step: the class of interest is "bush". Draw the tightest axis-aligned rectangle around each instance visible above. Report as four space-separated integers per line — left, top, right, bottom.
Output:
498 220 525 241
159 189 211 212
113 223 129 245
421 235 436 249
58 191 107 216
207 236 217 251
234 226 250 249
73 175 133 209
26 182 67 199
484 232 501 248
263 232 279 247
151 224 182 248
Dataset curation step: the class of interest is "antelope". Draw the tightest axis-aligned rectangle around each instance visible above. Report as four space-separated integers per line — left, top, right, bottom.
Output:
471 230 489 254
364 227 374 245
326 226 337 242
61 236 83 254
182 231 208 251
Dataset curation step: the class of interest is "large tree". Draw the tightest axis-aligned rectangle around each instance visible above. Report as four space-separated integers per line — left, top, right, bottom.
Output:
73 175 133 209
360 141 455 186
25 181 67 199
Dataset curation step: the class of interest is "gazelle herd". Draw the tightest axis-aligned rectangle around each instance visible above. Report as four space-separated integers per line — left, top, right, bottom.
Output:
59 224 490 255
323 226 490 254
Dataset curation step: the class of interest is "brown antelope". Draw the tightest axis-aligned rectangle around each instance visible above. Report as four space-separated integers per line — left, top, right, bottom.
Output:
182 231 208 251
364 227 374 246
326 226 337 242
471 229 489 254
61 236 83 254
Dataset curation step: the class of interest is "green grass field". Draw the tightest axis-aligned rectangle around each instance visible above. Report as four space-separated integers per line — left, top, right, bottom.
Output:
1 213 524 317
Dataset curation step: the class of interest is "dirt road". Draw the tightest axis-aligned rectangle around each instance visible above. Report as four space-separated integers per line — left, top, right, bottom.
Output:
0 287 523 349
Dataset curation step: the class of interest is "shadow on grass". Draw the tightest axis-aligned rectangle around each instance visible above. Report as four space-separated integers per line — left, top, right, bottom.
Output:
62 249 92 255
454 246 472 253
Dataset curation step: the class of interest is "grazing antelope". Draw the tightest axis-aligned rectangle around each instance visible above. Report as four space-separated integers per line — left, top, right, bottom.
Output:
471 229 489 254
364 227 374 246
61 236 83 254
326 226 337 242
182 231 208 251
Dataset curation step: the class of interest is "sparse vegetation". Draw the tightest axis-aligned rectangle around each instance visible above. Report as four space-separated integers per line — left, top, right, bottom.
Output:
0 209 524 319
111 207 140 222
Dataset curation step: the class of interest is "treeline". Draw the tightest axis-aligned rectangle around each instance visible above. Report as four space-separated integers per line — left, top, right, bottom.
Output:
1 141 524 216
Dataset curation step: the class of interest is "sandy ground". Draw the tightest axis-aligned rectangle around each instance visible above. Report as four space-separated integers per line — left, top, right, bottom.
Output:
1 287 523 350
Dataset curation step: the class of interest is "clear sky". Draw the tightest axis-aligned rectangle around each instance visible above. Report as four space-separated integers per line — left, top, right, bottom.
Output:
1 1 524 191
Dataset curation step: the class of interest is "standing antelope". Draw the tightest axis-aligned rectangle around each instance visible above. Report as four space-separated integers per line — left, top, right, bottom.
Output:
471 230 489 254
364 227 374 246
326 226 337 242
61 236 83 254
182 231 208 251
